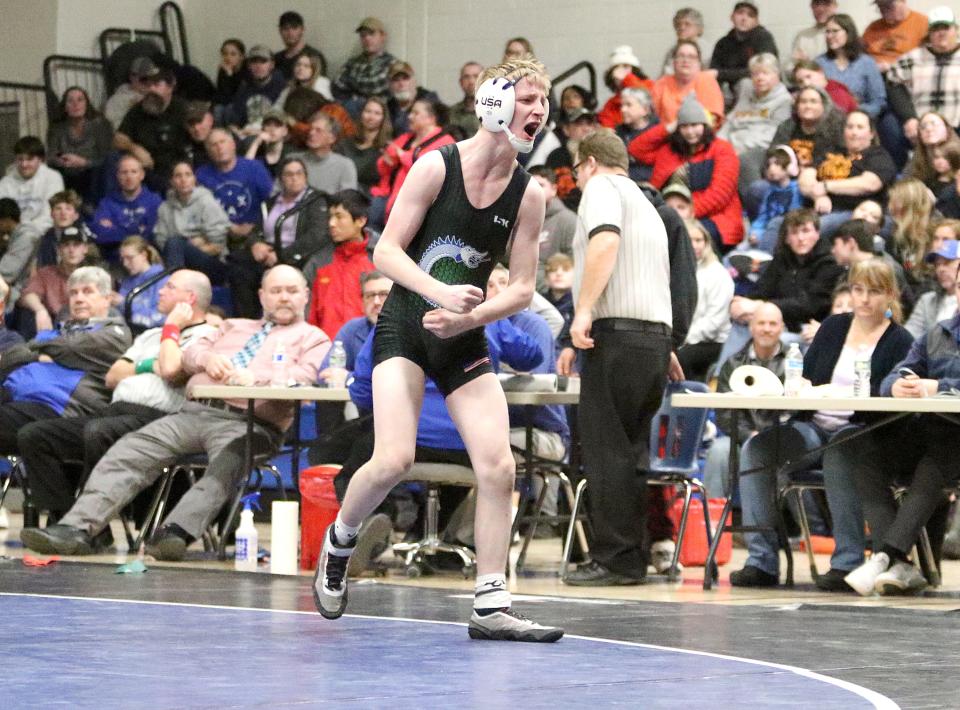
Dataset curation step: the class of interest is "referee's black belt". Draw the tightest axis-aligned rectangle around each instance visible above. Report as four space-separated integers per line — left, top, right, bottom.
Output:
592 318 671 336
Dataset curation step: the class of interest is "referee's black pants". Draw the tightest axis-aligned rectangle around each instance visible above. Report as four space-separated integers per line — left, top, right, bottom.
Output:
579 319 671 578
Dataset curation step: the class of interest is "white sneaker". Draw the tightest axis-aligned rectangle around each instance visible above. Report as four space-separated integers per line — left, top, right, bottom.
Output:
0 506 8 529
468 608 564 643
651 539 683 574
844 552 890 596
312 525 354 620
874 561 927 596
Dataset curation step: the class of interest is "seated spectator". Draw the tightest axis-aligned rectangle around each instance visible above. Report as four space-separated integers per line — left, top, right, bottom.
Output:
182 102 215 170
386 60 441 136
843 278 960 596
789 0 837 74
332 17 395 117
19 265 328 559
196 129 274 245
652 40 725 127
116 236 167 330
886 7 960 147
770 86 845 178
660 8 705 76
539 253 573 339
19 226 97 331
885 177 936 285
862 0 929 74
730 259 913 589
560 85 596 114
748 145 803 253
791 60 858 115
154 160 230 283
546 108 598 170
280 86 357 145
18 269 215 529
710 2 779 105
447 62 483 139
37 190 93 268
615 88 658 183
280 50 333 105
597 46 653 129
243 109 294 177
937 157 960 217
46 87 113 203
729 210 844 351
830 218 912 306
799 109 897 238
0 198 41 309
677 219 734 381
212 39 246 115
274 11 327 81
0 266 131 463
227 45 287 134
703 301 785 499
719 53 792 191
0 276 24 352
662 183 694 220
308 190 375 338
296 112 359 194
904 237 960 339
0 136 64 234
801 283 854 346
817 14 887 120
231 157 331 318
528 167 577 290
905 112 960 194
115 62 190 188
338 97 392 198
371 98 453 227
630 95 744 252
103 56 152 129
502 36 535 62
90 154 162 262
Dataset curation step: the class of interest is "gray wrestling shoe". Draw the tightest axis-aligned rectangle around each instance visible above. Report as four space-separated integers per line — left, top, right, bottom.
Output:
468 608 564 643
313 524 354 619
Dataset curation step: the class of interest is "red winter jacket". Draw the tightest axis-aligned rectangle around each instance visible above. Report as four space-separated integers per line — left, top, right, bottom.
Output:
597 74 654 128
372 127 455 218
308 235 375 339
629 123 744 246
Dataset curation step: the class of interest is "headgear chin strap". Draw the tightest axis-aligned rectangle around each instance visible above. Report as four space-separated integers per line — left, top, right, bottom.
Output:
475 76 546 154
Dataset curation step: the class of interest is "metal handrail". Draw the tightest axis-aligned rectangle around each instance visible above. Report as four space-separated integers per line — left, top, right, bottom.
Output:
551 60 597 102
99 27 171 66
123 266 174 328
159 1 189 65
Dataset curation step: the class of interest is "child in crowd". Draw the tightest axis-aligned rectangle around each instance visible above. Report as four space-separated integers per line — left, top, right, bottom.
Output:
930 144 960 198
662 183 693 221
244 109 292 177
801 283 852 345
540 252 573 337
749 145 802 254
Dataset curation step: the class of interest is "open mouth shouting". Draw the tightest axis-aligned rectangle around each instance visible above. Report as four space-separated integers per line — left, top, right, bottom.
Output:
523 121 540 139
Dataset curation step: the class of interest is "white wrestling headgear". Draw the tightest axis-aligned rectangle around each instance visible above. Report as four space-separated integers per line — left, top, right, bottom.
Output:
475 76 547 154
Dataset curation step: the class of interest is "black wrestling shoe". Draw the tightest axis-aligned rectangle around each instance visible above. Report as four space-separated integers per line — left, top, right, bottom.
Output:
468 608 564 642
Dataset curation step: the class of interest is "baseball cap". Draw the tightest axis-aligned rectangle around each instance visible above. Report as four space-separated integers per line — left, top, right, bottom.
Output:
247 44 273 62
563 107 595 124
928 6 957 28
130 56 159 79
389 60 414 79
662 183 692 203
733 1 759 15
925 239 960 263
356 16 385 33
59 225 89 244
262 108 290 126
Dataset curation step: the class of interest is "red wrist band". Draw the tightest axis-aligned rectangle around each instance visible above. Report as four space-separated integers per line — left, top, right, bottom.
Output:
161 324 181 343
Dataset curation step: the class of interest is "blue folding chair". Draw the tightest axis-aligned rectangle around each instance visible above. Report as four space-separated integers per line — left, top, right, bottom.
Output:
563 381 715 582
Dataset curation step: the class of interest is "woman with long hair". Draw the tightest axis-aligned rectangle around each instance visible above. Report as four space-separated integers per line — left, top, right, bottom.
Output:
338 96 393 197
815 14 886 119
907 112 960 195
886 177 936 283
731 258 913 591
46 86 113 201
275 50 332 104
213 39 246 109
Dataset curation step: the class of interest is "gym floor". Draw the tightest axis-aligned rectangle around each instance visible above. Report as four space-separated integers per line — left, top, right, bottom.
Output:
2 512 958 708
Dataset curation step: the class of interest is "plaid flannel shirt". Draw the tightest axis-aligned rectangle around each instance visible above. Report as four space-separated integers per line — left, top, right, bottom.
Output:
888 44 960 128
333 51 396 100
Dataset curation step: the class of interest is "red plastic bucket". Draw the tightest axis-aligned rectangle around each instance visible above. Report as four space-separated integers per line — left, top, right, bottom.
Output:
299 465 341 570
668 496 733 567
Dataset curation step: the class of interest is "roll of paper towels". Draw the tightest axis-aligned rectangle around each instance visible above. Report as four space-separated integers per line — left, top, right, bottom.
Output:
728 365 784 396
270 501 299 575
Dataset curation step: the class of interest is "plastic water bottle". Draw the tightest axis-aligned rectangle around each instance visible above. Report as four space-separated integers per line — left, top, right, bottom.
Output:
270 343 287 387
329 340 347 370
784 343 804 397
235 492 261 572
853 346 871 398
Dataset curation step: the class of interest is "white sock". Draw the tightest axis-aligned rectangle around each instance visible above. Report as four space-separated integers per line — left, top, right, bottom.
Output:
333 515 360 546
474 573 511 611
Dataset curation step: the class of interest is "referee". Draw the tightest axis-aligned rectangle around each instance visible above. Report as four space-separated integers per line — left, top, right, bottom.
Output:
558 128 697 586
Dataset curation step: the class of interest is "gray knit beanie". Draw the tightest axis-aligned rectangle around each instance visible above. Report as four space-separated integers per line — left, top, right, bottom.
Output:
677 94 708 125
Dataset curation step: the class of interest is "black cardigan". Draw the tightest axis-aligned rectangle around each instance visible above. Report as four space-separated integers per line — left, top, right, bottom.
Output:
801 312 914 420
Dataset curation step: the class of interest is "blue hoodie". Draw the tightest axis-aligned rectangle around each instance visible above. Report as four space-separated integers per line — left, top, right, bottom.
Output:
90 188 162 250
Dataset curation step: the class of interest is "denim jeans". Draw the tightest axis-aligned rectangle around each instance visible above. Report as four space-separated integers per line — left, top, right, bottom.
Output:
739 421 865 575
162 236 229 284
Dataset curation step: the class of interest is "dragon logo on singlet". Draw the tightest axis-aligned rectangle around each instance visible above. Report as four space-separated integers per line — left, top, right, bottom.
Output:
417 235 490 306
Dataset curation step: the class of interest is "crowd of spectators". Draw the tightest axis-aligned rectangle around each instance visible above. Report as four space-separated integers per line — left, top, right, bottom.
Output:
3 2 960 583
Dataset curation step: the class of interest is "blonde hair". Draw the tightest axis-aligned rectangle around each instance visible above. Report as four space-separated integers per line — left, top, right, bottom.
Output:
121 235 162 265
888 178 935 276
932 218 960 242
848 258 902 323
685 219 716 265
478 57 551 95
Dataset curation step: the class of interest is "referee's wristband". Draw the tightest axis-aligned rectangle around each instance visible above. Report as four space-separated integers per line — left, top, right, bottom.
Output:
161 324 181 343
135 357 156 374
